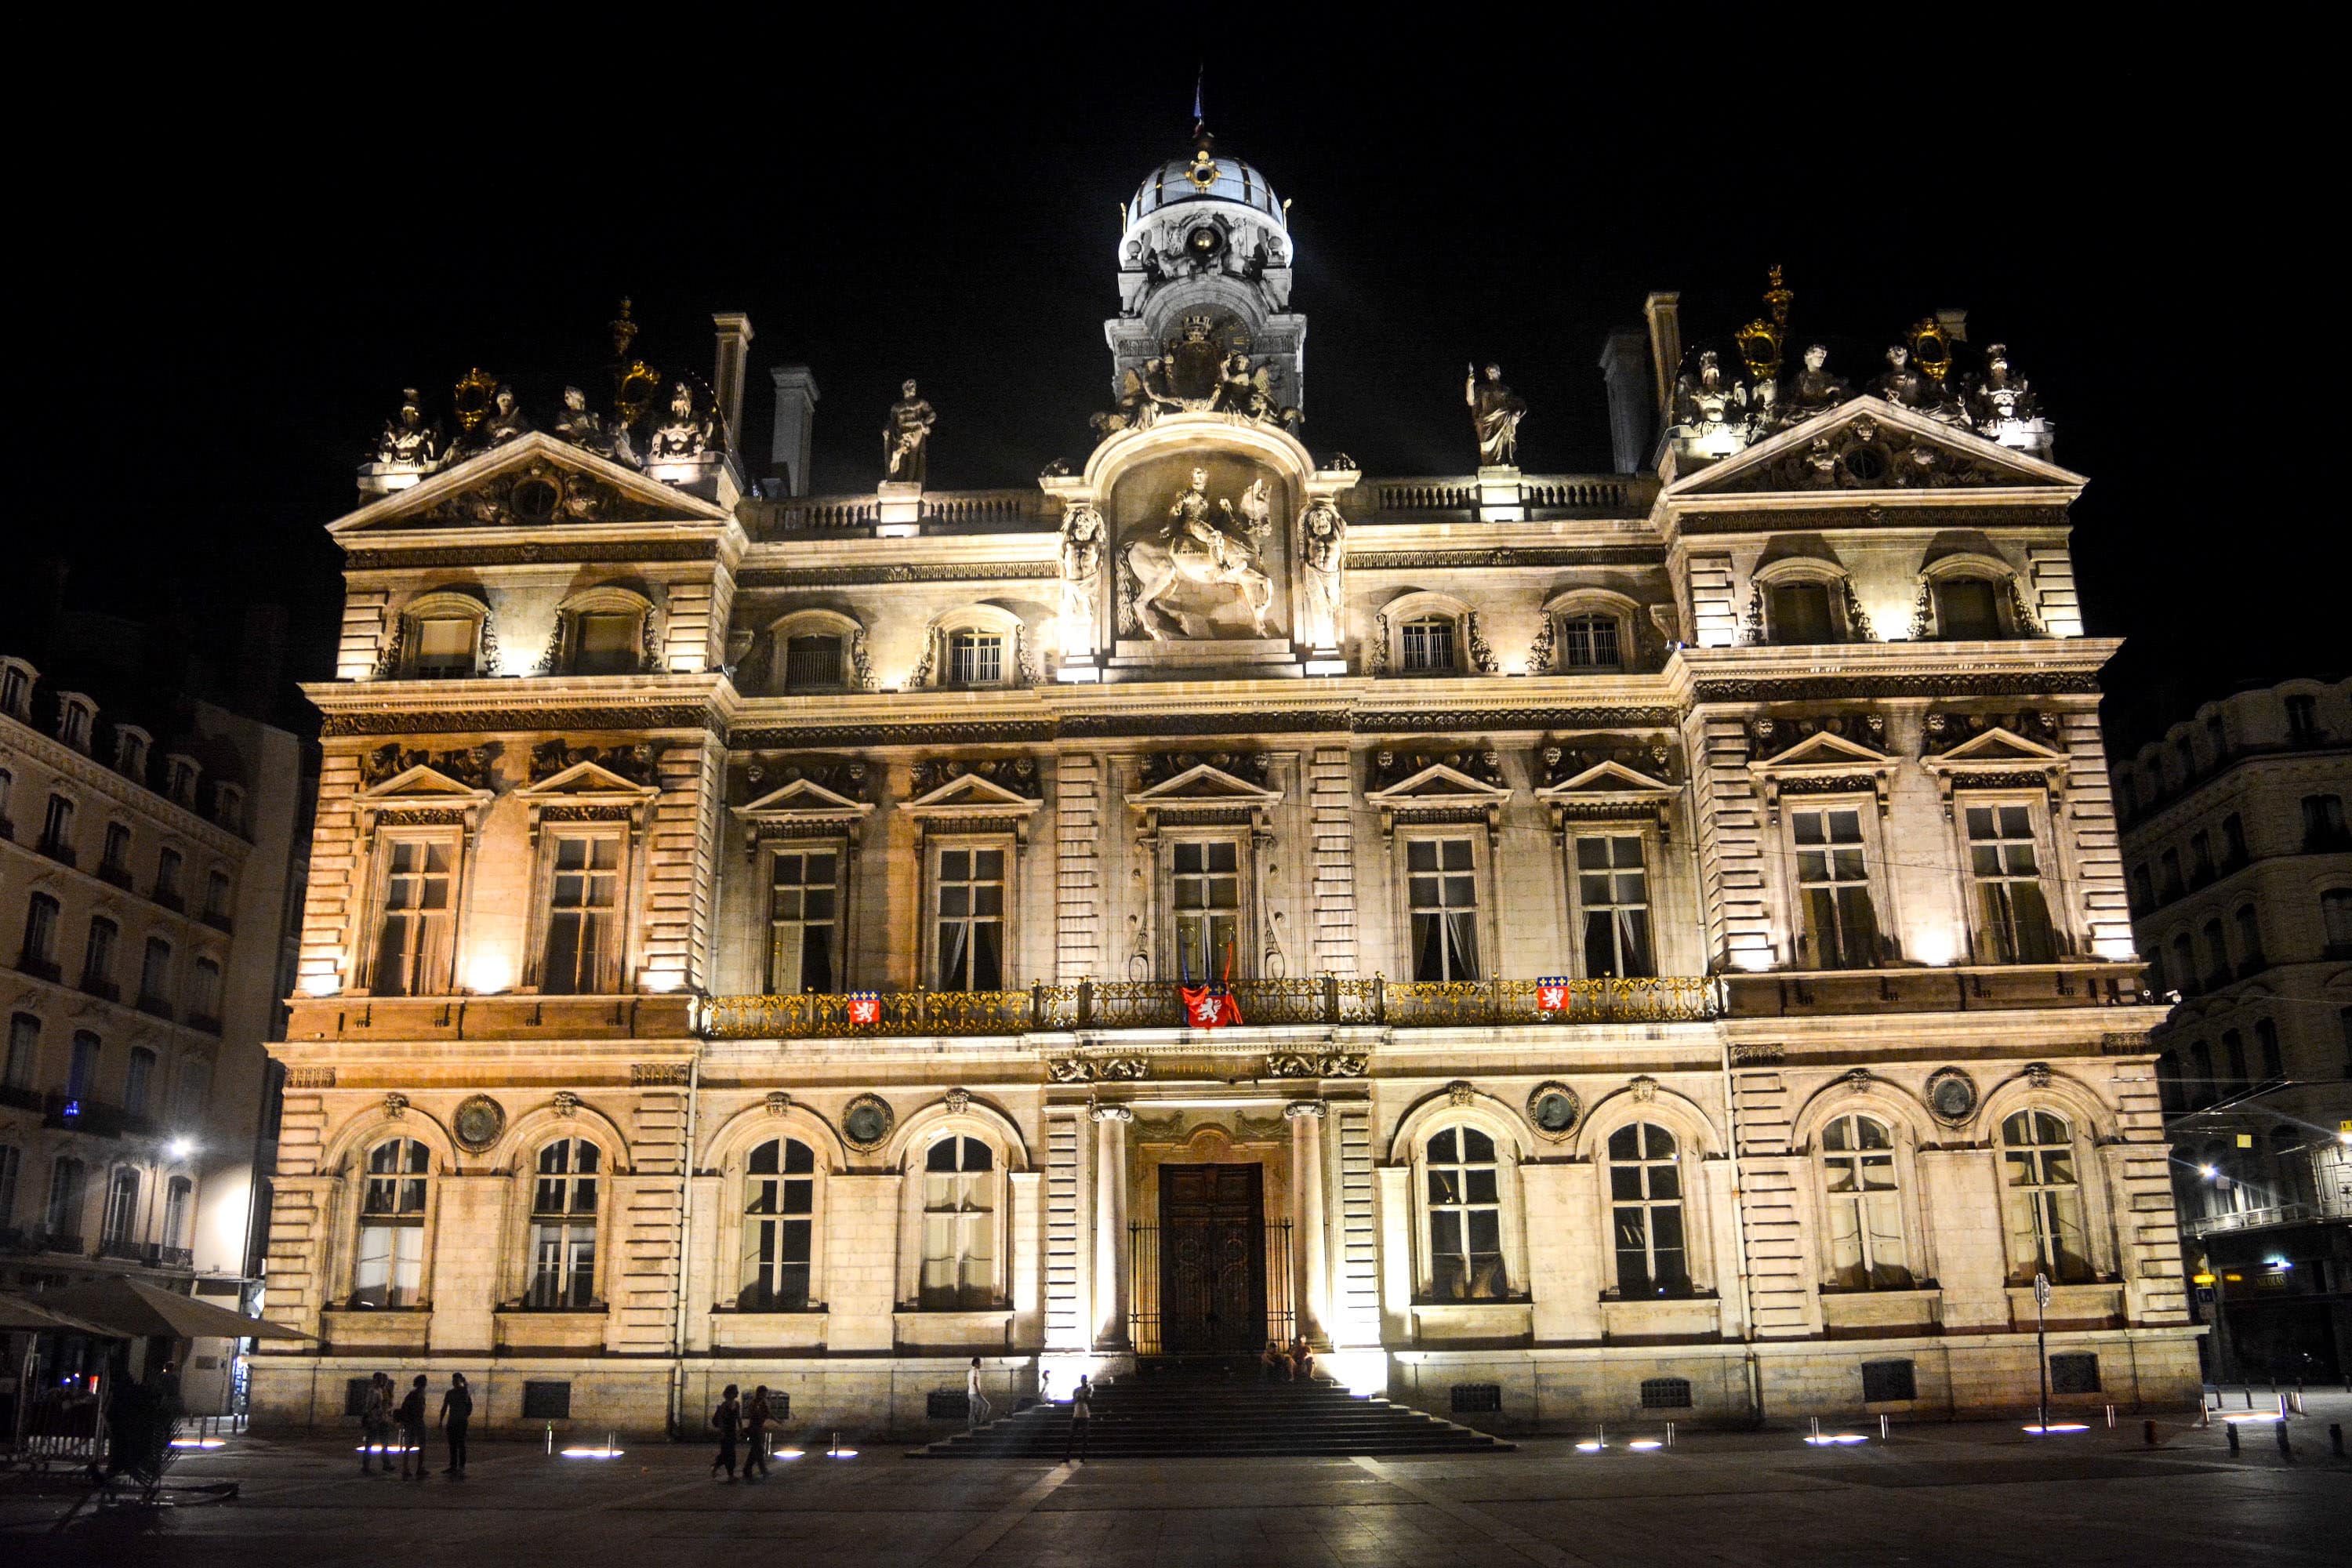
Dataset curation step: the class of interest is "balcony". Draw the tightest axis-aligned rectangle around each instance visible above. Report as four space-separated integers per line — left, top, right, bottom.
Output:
200 909 233 935
0 1083 42 1112
79 975 119 1004
699 975 1722 1040
96 862 133 890
187 1011 221 1036
97 1236 150 1263
136 993 174 1022
40 1232 87 1257
156 1245 193 1269
151 887 183 913
38 837 77 869
2188 1202 2321 1240
16 954 60 984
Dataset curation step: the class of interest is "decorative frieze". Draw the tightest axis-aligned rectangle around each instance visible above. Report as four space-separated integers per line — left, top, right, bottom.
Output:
359 743 494 789
532 740 656 784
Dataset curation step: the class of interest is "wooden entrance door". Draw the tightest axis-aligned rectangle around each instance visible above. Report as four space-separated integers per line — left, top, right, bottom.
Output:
1158 1163 1265 1355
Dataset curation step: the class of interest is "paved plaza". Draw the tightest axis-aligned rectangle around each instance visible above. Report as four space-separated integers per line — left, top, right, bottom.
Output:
6 1400 2347 1567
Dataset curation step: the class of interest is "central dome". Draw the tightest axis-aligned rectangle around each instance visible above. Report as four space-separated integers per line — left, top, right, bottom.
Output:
1131 144 1284 229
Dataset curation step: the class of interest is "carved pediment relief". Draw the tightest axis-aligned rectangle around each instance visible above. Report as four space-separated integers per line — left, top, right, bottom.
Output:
1533 742 1678 842
1138 750 1275 793
514 758 659 801
1745 717 1898 822
1668 399 2082 499
330 433 733 536
358 745 494 793
736 770 874 851
1130 754 1283 838
1920 712 2070 816
529 740 655 786
908 757 1041 803
1365 749 1512 839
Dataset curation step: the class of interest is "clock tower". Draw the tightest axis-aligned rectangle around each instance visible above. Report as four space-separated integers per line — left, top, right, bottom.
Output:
1107 130 1306 413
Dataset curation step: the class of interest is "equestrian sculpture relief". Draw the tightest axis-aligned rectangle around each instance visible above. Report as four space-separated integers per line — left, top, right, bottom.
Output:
1124 466 1278 640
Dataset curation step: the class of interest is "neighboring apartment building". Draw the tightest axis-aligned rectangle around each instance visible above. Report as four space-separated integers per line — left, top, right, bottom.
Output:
0 648 307 1411
2116 677 2352 1380
250 132 2198 1439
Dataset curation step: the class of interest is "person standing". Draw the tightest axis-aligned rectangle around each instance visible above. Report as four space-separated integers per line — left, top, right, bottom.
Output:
439 1373 472 1477
967 1357 993 1429
710 1384 742 1481
359 1372 393 1474
742 1386 771 1480
1062 1374 1092 1464
396 1374 430 1480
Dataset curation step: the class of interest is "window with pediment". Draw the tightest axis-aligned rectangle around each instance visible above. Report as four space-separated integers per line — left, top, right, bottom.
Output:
767 846 840 994
1570 833 1653 978
368 832 459 996
535 829 625 995
1964 802 2057 964
1789 804 1881 969
1406 836 1482 982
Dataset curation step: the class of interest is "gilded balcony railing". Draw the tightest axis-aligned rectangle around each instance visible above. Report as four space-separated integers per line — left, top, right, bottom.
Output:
699 975 1720 1039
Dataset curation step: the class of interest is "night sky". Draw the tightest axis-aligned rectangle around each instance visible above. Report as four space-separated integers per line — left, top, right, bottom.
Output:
20 43 2325 751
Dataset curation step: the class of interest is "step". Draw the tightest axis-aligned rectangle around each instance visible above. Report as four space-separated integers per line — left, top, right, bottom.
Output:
913 1375 1511 1458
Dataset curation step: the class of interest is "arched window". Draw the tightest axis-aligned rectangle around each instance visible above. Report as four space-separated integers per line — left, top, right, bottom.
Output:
2233 905 2265 973
784 633 846 691
21 892 61 978
67 1031 100 1099
1820 1114 1911 1289
2322 889 2352 954
408 612 483 677
124 1046 158 1116
1425 1127 1503 1300
163 1175 192 1252
572 610 646 675
1399 615 1458 673
2000 1110 2092 1284
528 1139 600 1308
354 1138 430 1308
2155 1051 2184 1115
919 1137 998 1308
2221 1029 2249 1096
741 1137 816 1310
2255 1018 2283 1082
2170 934 2197 995
947 627 1006 687
2199 919 2230 989
1560 615 1623 670
80 916 119 996
45 1156 86 1237
2188 1041 2215 1109
4 1013 37 1091
1608 1122 1689 1298
138 936 172 1012
40 793 76 859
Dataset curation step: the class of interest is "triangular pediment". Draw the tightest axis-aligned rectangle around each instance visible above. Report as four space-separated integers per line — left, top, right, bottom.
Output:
355 764 492 805
739 776 873 816
1128 763 1283 808
902 772 1041 813
1929 727 2068 766
515 759 659 800
1666 397 2084 499
1535 759 1676 797
1365 763 1513 806
1752 729 1896 770
331 432 734 535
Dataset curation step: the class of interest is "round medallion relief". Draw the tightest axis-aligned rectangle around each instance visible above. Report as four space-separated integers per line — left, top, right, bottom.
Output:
453 1094 505 1152
841 1093 895 1152
1526 1082 1582 1141
1926 1068 1977 1127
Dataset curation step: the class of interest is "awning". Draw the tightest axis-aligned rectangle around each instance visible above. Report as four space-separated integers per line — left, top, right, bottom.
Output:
0 1292 126 1337
37 1277 312 1341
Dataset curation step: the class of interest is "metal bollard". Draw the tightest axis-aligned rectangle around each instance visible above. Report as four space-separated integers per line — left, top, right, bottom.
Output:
1665 1421 1675 1448
1880 1414 1889 1441
2226 1422 2240 1455
2245 1387 2256 1409
2279 1394 2290 1419
2105 1403 2116 1429
2275 1419 2292 1461
2143 1420 2158 1447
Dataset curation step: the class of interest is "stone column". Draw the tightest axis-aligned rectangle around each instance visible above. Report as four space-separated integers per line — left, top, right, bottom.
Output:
1091 1104 1132 1348
1287 1102 1330 1346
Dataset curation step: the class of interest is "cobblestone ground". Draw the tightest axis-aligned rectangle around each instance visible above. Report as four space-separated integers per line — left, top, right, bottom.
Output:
6 1399 2347 1567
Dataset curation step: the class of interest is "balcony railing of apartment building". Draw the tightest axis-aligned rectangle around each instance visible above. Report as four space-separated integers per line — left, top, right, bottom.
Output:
699 975 1722 1040
38 835 76 869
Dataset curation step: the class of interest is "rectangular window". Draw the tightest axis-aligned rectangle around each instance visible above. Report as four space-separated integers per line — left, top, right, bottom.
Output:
46 1157 85 1236
163 1177 191 1248
2158 848 2182 901
1792 807 1878 969
21 895 60 971
1966 804 2056 964
80 920 118 997
412 615 476 676
0 1145 18 1229
102 1168 140 1245
1932 577 2001 638
155 848 183 906
189 959 223 1026
4 1014 36 1090
574 612 641 674
1861 1359 1918 1403
2303 794 2349 851
354 1223 425 1308
2189 830 2214 886
1573 835 1653 978
933 847 1005 991
784 634 843 690
1450 1383 1502 1414
140 938 172 1011
204 869 231 921
1561 615 1621 669
540 833 622 995
947 630 1004 687
2222 814 2248 867
175 1057 212 1120
372 837 454 996
1768 582 1834 644
101 822 132 878
1400 619 1455 673
67 1033 100 1099
1171 839 1241 982
1406 837 1480 982
40 794 74 859
1639 1377 1693 1410
2285 694 2320 743
767 849 839 994
124 1047 157 1116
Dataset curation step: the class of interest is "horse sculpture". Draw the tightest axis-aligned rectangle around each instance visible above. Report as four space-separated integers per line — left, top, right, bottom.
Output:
1125 470 1277 640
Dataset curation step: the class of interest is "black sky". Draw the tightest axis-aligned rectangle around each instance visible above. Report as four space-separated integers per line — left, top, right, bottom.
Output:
20 34 2329 752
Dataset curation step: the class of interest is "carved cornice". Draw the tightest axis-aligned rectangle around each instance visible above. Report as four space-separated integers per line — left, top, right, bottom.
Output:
735 561 1051 589
347 539 720 572
1675 503 2071 535
1691 672 2100 704
731 720 1057 750
1355 706 1679 732
1349 546 1660 571
321 702 719 739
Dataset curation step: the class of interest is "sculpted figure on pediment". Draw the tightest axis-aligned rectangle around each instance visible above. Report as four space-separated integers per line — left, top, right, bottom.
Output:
1465 362 1527 466
884 379 936 484
373 388 445 470
485 385 533 445
1297 497 1345 648
649 380 712 462
1778 343 1849 426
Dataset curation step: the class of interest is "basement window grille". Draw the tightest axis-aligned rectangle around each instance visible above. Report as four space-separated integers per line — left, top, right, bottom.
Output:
2049 1354 2101 1395
1450 1382 1501 1414
1639 1377 1693 1410
1860 1360 1918 1403
521 1380 573 1420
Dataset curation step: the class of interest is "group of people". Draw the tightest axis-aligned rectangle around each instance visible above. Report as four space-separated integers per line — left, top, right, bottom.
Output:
356 1370 471 1479
706 1382 781 1481
1261 1338 1317 1382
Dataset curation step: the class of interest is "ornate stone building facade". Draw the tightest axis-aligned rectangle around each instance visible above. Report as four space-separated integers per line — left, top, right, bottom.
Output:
253 136 2198 1438
2115 677 2352 1380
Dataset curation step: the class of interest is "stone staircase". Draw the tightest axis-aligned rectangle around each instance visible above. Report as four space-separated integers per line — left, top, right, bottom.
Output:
913 1363 1512 1459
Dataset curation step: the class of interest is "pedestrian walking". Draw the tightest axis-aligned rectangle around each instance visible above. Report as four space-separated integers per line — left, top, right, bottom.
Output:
359 1372 393 1474
439 1373 472 1476
967 1357 993 1428
742 1386 772 1479
710 1384 742 1480
397 1374 430 1479
1062 1374 1093 1463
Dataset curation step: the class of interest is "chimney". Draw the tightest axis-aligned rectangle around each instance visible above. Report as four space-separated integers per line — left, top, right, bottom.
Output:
769 366 822 496
1642 293 1682 427
1598 329 1652 474
711 313 755 449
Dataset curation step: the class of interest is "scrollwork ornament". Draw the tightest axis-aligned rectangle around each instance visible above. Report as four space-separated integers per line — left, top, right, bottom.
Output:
1283 1101 1327 1123
1089 1102 1135 1123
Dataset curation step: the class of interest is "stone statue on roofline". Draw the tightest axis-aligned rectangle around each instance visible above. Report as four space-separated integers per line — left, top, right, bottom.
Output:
1967 343 2053 455
884 379 936 485
1871 344 1929 411
649 379 712 462
484 384 533 445
1671 350 1749 454
1465 361 1526 466
372 388 444 470
1777 343 1849 427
